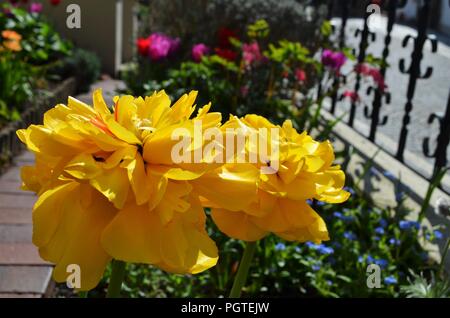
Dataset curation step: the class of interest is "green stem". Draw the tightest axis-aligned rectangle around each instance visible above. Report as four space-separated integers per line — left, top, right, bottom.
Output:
439 237 450 277
229 241 257 298
106 260 127 298
78 291 88 298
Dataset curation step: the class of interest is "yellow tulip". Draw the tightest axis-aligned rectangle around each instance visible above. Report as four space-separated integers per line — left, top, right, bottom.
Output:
16 89 233 290
207 115 350 243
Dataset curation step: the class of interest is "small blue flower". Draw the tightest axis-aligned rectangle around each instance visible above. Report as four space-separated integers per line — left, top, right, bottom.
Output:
295 246 301 253
312 264 321 271
375 259 388 269
275 243 286 251
399 220 420 230
343 186 355 196
306 242 316 248
379 218 388 228
374 236 381 241
375 227 385 235
333 211 343 219
318 245 334 255
358 256 364 263
367 255 374 263
344 231 357 241
306 199 313 205
326 280 333 286
434 230 443 240
316 201 326 207
384 276 397 285
306 242 334 255
389 238 401 246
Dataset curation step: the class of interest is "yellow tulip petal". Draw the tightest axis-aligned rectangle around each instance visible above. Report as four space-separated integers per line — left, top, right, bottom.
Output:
211 208 267 241
101 203 162 264
40 186 114 291
90 167 130 209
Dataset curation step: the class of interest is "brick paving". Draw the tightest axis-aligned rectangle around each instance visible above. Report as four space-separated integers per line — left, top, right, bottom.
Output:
0 78 124 298
0 151 53 298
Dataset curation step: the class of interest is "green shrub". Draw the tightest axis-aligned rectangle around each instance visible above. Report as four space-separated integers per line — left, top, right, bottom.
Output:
55 48 101 93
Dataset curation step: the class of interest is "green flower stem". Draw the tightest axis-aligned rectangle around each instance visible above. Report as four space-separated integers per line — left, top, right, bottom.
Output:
78 291 88 298
106 260 127 298
439 237 450 277
229 241 257 298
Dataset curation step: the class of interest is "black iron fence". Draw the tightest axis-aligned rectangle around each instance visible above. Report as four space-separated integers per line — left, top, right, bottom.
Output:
324 0 450 191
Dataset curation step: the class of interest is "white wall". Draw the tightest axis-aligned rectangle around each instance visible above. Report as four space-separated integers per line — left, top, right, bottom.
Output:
40 0 137 75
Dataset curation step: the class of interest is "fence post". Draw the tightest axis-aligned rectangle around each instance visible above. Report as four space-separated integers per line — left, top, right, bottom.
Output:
396 0 437 162
423 89 450 178
348 0 376 127
365 0 407 142
329 0 352 115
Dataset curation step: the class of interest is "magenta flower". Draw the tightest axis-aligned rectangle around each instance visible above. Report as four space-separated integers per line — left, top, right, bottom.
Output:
242 42 264 66
192 43 209 62
29 2 43 13
148 33 180 61
321 49 347 71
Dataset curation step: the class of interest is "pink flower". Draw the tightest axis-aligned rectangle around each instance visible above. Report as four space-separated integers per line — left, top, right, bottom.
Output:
355 63 387 92
147 33 180 61
295 68 307 82
242 42 264 66
322 49 347 71
192 43 210 62
343 90 360 102
368 68 387 92
29 2 43 13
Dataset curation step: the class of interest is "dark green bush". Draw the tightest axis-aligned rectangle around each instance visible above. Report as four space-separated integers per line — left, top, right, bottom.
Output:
55 48 101 93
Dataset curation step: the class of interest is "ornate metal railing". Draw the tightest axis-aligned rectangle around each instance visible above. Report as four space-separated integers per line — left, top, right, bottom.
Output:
324 0 450 191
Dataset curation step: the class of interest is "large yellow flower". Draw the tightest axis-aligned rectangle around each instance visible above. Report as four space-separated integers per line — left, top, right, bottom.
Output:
17 89 243 290
202 114 350 243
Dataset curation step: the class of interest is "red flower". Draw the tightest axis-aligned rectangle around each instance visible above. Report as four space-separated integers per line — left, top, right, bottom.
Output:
215 48 238 61
136 37 151 57
295 68 307 82
218 27 238 48
50 0 61 6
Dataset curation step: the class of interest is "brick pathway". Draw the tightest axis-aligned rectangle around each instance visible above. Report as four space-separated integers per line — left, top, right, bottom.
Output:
0 151 52 298
0 78 125 298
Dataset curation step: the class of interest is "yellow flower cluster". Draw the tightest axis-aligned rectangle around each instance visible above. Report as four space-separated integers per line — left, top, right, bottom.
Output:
17 90 349 290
